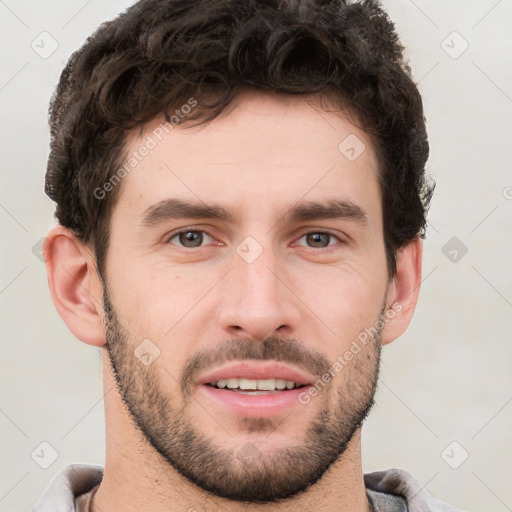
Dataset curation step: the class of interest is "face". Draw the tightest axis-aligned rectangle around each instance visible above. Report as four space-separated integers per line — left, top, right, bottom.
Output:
102 91 390 502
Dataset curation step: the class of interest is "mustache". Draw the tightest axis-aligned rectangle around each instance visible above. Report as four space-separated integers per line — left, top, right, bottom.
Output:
181 337 332 395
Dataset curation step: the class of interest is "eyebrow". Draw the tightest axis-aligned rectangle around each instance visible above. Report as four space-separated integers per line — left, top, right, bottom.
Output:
140 197 368 227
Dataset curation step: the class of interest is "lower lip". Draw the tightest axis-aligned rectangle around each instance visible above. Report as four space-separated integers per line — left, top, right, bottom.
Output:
198 384 311 418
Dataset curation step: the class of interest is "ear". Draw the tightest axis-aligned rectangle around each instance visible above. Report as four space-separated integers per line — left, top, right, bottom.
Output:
44 225 106 347
381 237 423 346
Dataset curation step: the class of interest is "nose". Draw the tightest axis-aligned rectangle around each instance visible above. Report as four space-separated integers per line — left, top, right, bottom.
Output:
217 242 301 341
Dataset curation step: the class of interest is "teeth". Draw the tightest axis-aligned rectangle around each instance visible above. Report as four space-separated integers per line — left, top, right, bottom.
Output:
213 378 299 391
257 379 275 390
239 378 257 390
275 379 287 389
226 378 239 389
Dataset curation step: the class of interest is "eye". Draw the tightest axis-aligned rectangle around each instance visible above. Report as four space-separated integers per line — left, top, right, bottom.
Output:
167 229 215 248
295 231 343 250
164 228 345 251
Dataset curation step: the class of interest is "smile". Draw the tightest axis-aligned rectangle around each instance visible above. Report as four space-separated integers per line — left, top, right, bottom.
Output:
206 377 306 392
196 362 315 417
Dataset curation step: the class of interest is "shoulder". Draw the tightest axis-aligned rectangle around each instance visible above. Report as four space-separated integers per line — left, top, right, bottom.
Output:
33 463 104 512
364 468 466 512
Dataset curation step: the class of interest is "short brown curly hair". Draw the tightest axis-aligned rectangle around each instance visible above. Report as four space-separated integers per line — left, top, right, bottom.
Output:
45 0 434 280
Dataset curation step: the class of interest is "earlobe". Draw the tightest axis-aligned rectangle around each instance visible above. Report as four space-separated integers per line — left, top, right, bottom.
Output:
381 238 423 346
44 225 106 347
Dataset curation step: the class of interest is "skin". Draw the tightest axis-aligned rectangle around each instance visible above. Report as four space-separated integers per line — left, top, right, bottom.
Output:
44 90 422 512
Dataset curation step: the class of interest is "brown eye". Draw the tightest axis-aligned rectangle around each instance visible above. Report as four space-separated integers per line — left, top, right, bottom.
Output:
306 233 330 248
168 230 213 248
297 231 340 249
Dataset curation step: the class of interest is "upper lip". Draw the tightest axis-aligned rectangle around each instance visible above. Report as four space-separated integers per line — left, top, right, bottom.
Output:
197 361 316 386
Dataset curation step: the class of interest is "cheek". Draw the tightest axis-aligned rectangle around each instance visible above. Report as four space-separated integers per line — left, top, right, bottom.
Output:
111 262 215 341
291 263 387 345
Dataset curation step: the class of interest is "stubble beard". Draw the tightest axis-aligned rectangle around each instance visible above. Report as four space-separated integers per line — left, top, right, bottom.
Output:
102 286 383 503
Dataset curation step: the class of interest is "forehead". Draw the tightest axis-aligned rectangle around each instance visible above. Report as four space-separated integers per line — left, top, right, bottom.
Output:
114 90 381 226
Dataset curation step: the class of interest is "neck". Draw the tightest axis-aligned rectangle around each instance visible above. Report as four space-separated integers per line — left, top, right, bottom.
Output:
92 354 372 512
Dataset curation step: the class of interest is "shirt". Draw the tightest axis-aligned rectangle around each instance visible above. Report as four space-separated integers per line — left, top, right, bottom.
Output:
32 463 463 512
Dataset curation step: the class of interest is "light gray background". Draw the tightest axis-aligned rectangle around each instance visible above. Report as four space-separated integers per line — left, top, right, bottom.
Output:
1 1 511 511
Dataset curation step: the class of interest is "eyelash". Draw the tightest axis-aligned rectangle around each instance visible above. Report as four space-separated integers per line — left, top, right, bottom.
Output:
165 228 345 252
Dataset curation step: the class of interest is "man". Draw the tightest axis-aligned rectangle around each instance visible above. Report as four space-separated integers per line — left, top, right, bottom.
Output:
34 0 460 510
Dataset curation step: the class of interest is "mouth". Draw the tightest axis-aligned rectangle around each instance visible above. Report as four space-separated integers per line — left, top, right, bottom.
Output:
205 378 307 394
196 362 315 417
